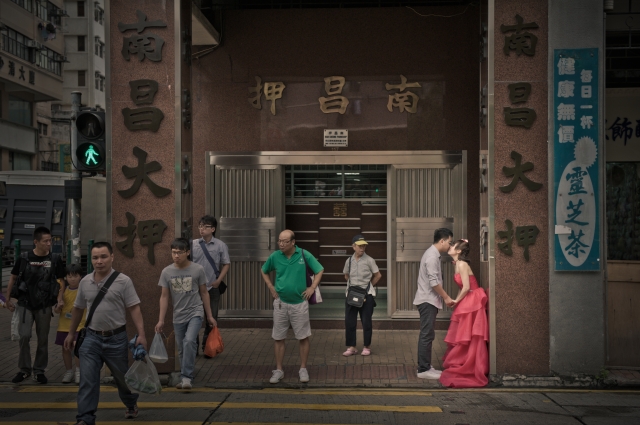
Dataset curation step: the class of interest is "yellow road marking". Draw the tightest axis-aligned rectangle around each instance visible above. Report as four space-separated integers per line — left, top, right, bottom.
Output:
3 385 640 395
0 423 380 425
220 402 441 413
11 386 432 396
0 402 221 409
0 401 441 413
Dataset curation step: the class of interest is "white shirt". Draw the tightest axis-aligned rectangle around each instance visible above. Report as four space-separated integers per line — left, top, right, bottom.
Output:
412 245 443 309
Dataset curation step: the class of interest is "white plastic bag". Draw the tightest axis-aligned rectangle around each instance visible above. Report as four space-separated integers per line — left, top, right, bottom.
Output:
125 357 162 395
149 333 168 363
11 309 20 341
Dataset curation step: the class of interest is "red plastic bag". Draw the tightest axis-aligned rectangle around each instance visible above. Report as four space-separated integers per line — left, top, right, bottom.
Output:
204 326 224 358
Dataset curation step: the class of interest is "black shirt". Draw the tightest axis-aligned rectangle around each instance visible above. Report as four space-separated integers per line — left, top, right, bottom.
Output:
11 250 66 282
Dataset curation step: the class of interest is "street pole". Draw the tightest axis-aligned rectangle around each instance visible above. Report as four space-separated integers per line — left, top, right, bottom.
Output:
70 91 82 266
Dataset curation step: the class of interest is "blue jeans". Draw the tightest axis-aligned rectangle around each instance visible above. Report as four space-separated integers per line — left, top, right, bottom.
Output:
77 330 138 425
174 315 203 380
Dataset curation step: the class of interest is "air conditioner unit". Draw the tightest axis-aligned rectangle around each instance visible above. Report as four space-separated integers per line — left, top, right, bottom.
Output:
34 42 44 50
26 40 38 48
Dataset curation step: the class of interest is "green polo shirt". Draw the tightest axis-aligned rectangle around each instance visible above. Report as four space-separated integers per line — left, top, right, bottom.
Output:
262 246 324 304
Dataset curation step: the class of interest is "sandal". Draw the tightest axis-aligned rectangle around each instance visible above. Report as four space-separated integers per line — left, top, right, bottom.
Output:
361 347 371 356
342 348 358 356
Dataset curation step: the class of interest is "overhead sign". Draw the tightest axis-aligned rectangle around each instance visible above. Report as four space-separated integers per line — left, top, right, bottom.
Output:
324 129 348 147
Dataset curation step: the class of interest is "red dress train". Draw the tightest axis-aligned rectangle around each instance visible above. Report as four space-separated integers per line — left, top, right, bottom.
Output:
439 273 489 388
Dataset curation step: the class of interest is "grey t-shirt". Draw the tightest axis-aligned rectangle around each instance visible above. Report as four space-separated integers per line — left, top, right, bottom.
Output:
158 262 207 324
191 237 231 289
74 269 140 332
343 253 379 296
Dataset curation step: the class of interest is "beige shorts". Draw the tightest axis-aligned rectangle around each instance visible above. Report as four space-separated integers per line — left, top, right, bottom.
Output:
272 298 312 341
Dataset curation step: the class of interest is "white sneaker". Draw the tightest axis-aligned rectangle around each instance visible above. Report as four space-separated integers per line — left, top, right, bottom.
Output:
269 369 284 384
74 368 80 384
181 377 192 390
61 369 74 384
417 367 442 380
299 368 309 383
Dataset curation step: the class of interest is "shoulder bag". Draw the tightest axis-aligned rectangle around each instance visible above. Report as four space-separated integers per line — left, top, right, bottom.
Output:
301 249 322 304
346 257 369 308
74 271 120 358
199 240 227 294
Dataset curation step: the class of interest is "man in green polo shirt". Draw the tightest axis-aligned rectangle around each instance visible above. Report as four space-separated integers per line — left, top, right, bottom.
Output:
261 229 324 384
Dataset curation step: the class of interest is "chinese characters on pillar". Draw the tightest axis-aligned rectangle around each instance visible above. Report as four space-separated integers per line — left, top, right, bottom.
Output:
497 15 542 261
553 49 600 271
115 10 171 264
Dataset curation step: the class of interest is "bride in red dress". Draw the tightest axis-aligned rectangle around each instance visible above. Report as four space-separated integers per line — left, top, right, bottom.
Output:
439 239 489 388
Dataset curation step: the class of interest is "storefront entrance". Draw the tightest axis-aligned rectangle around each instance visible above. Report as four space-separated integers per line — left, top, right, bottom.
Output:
207 151 466 320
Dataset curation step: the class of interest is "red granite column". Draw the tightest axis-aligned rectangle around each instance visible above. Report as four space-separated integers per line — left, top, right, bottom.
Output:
108 0 185 373
493 0 550 375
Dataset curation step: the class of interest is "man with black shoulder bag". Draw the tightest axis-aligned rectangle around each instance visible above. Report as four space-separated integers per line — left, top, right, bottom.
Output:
191 215 230 357
4 226 65 385
64 242 147 425
342 235 382 358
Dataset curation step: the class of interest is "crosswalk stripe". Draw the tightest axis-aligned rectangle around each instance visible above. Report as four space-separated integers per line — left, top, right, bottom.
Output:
0 401 441 413
0 422 380 425
10 386 432 396
221 402 442 413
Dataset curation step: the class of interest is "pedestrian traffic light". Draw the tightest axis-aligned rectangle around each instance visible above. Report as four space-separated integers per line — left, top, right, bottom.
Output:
75 110 106 172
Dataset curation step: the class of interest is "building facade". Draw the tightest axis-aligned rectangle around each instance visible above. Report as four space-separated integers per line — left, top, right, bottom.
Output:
0 0 65 171
102 0 639 378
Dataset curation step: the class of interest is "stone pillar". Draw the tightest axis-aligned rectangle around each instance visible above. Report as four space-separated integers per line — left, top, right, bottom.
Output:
548 0 605 375
106 0 192 373
491 0 550 375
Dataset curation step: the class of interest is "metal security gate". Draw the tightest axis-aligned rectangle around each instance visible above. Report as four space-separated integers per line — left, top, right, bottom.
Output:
211 165 284 316
388 161 466 318
207 151 465 318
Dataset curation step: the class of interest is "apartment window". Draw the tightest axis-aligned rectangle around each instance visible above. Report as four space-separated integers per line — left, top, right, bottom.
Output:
100 76 104 92
94 37 105 58
35 47 62 76
41 161 58 171
36 1 62 26
11 0 33 12
2 28 33 62
95 72 100 90
38 122 48 135
78 70 86 86
10 152 32 171
94 3 104 25
78 36 85 52
77 1 85 17
8 96 32 127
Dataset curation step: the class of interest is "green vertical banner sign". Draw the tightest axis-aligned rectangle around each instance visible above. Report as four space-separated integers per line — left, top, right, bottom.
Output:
553 48 600 271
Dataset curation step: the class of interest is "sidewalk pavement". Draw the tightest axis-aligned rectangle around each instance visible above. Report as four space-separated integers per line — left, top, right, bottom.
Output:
1 311 638 388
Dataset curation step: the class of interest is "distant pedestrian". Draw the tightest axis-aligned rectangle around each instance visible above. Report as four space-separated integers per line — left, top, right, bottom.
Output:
414 228 455 380
5 226 65 384
54 264 87 384
64 242 147 425
156 238 216 390
343 235 382 357
191 215 230 356
261 230 324 384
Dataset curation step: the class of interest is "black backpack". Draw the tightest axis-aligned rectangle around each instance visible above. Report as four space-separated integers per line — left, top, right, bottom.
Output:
16 252 61 311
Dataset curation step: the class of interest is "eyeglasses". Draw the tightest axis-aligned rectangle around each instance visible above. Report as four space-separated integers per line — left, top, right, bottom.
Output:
171 250 187 256
277 239 291 244
198 225 213 229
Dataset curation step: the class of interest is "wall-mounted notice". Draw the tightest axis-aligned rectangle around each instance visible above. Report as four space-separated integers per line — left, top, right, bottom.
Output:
553 48 600 271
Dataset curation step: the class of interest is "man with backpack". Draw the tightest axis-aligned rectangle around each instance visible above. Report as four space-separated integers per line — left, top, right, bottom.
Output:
5 226 65 384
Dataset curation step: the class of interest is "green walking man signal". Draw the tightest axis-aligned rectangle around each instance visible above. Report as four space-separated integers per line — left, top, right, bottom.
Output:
75 110 106 172
84 144 100 165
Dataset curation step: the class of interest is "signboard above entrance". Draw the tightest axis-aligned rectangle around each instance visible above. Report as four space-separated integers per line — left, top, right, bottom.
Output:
324 130 348 147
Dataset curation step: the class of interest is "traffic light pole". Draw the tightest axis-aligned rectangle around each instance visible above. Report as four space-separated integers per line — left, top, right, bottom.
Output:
70 91 82 266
